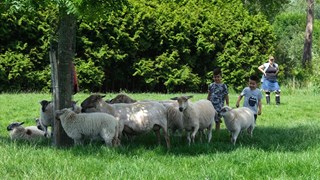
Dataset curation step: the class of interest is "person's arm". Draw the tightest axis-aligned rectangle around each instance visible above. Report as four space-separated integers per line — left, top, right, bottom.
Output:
258 65 266 76
225 94 229 106
207 90 211 100
257 99 262 115
275 66 279 75
236 95 242 108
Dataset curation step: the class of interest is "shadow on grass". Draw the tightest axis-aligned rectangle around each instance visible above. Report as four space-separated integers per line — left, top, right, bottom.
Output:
166 123 320 156
3 123 320 157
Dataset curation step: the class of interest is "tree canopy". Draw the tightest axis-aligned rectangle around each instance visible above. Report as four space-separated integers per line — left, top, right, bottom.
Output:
1 0 319 93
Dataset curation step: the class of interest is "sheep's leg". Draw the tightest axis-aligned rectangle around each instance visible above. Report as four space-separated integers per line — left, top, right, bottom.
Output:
43 126 48 137
74 139 83 146
198 130 203 143
153 125 161 145
207 124 212 143
161 127 171 149
191 126 199 144
247 125 254 137
100 129 113 147
187 132 191 146
231 129 240 145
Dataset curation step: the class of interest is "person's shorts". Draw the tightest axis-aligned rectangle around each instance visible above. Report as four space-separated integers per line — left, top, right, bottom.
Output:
262 79 280 92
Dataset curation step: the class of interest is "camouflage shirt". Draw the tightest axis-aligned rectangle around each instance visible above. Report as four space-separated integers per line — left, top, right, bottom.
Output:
208 83 228 113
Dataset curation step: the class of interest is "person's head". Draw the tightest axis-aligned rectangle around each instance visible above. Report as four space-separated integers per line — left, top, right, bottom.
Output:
213 68 222 83
248 75 259 90
268 55 275 64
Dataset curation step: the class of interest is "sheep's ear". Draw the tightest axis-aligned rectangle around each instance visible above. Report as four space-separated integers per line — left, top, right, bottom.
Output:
105 99 112 103
171 97 178 100
220 107 227 113
26 129 32 135
40 100 49 106
72 100 78 104
40 100 50 111
19 122 25 126
187 95 193 99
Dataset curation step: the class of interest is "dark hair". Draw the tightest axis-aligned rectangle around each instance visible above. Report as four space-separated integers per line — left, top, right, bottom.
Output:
249 75 259 82
213 68 222 76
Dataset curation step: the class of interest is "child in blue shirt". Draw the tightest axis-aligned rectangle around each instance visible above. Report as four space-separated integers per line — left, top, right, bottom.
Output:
236 75 262 122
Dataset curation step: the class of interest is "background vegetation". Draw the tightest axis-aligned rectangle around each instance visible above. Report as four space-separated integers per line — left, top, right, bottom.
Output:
1 0 319 93
0 92 320 179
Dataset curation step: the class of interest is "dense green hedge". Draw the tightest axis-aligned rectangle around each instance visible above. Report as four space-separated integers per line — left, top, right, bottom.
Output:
1 0 276 92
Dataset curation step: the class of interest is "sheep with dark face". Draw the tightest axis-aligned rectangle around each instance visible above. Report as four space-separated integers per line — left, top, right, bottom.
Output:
7 122 48 141
39 100 81 136
56 108 120 146
81 94 170 148
171 96 216 145
220 106 255 145
106 93 137 104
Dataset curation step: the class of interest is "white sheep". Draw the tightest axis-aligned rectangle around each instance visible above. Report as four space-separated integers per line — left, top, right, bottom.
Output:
7 122 48 141
159 101 184 137
220 106 255 145
39 100 81 136
80 94 170 148
55 108 120 147
171 96 216 145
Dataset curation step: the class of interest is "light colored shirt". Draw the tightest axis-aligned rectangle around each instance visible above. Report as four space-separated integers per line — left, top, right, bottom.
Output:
240 87 262 114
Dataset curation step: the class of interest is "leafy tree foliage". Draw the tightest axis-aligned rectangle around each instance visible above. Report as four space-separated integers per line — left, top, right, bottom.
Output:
1 0 276 92
0 2 57 91
241 0 291 22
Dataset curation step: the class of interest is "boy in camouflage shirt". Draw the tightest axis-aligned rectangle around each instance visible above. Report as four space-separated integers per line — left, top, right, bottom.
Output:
207 68 229 131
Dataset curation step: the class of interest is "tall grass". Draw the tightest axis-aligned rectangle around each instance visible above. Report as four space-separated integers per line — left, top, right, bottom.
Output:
0 91 320 179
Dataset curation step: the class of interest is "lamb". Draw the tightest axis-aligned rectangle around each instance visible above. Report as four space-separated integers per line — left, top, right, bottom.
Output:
81 94 170 148
219 106 255 145
39 100 81 136
159 101 184 137
171 95 216 145
55 108 120 147
7 122 48 141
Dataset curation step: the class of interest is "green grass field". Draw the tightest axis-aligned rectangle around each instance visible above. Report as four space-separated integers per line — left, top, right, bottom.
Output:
0 90 320 179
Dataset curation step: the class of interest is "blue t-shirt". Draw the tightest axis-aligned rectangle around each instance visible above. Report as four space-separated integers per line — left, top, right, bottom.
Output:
208 83 228 113
240 87 262 114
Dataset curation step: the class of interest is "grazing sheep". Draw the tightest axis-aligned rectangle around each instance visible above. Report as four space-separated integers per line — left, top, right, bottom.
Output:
55 108 120 147
39 100 81 136
220 106 255 145
7 122 48 141
106 93 137 104
171 96 216 145
81 94 170 148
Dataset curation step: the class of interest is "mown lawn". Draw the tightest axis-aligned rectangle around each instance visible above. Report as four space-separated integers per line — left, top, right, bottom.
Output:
0 90 319 179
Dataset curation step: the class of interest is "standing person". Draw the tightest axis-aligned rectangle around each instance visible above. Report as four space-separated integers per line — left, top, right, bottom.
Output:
258 55 281 105
207 68 229 131
236 75 262 122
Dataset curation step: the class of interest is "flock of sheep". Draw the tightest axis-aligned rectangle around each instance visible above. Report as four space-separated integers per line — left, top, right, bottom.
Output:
7 94 256 147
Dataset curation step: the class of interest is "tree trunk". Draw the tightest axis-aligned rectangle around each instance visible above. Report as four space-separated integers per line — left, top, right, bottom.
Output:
302 0 314 67
51 7 77 147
